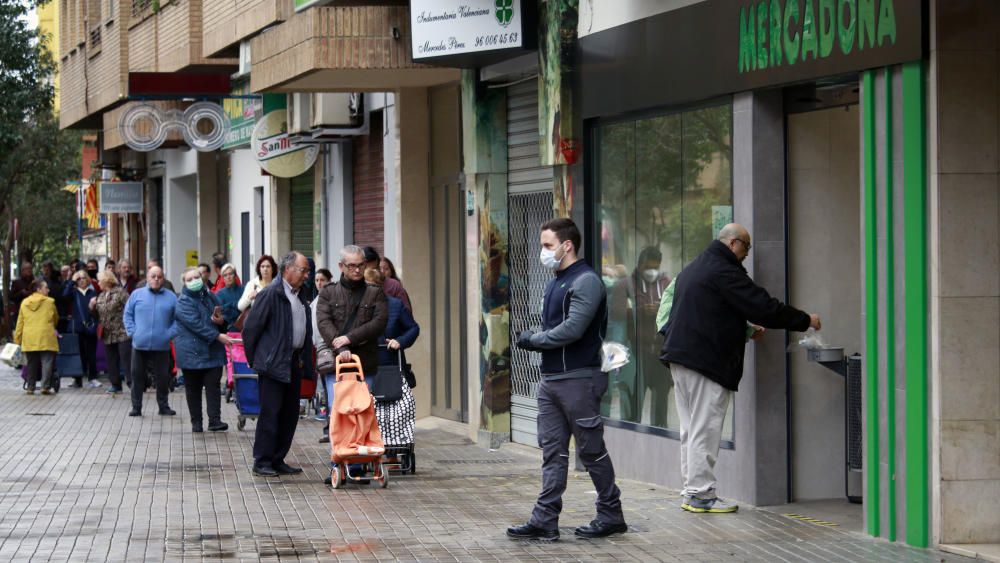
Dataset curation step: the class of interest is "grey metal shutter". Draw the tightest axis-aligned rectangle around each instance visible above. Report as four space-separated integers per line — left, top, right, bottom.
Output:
507 79 553 447
290 172 314 256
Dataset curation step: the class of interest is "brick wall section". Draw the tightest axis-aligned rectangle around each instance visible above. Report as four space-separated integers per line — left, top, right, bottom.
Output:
128 0 237 72
59 1 130 129
202 0 290 58
251 6 438 92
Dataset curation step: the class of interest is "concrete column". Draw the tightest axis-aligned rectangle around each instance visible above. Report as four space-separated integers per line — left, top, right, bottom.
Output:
732 90 789 507
197 152 219 265
396 87 433 420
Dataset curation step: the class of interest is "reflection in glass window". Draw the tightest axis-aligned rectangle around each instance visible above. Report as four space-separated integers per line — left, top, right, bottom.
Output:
596 103 734 441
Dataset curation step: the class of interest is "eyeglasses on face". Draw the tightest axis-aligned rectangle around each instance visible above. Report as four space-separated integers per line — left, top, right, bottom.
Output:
341 262 365 271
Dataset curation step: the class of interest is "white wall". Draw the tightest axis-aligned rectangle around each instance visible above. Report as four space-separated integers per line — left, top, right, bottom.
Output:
158 149 199 287
578 0 702 37
228 149 270 281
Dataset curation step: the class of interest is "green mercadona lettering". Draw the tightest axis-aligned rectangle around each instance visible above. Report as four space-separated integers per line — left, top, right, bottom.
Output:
739 0 897 73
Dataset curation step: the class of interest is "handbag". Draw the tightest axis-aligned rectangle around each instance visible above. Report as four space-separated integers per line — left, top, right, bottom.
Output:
371 348 405 403
316 347 335 374
233 307 250 332
403 362 416 388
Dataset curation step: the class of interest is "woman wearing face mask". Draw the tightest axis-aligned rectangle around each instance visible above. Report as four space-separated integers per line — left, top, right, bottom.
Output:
627 246 672 427
175 267 233 433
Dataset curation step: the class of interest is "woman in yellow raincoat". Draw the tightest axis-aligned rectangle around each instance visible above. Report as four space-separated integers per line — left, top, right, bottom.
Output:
14 279 60 394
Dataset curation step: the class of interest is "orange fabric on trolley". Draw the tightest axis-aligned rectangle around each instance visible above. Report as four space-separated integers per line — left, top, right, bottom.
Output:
330 355 384 461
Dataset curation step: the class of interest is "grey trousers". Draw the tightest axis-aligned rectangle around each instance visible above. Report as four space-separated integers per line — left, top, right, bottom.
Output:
529 370 625 530
25 351 55 390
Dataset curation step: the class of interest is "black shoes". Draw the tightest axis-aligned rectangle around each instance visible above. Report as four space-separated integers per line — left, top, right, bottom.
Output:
252 464 278 477
159 408 176 416
573 519 628 538
318 435 330 443
208 422 229 432
192 423 204 433
129 409 142 417
506 523 559 541
274 463 303 475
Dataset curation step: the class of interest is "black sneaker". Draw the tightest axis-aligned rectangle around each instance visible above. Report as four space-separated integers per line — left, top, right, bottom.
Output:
573 519 628 538
128 409 142 417
274 462 303 475
252 464 278 477
208 422 229 432
318 435 330 443
506 523 559 541
159 408 176 416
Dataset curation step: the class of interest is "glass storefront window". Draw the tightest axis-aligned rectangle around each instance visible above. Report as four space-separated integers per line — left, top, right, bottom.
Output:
595 103 735 441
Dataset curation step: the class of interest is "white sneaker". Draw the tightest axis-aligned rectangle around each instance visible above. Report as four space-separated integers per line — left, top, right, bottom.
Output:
87 380 103 388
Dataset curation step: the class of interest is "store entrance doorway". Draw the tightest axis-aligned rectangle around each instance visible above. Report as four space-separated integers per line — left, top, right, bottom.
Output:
785 80 863 517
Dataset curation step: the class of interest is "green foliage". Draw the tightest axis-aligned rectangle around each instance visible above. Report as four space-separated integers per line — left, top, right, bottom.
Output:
0 0 55 152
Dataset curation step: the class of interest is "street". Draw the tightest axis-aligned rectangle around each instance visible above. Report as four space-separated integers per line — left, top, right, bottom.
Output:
0 367 966 562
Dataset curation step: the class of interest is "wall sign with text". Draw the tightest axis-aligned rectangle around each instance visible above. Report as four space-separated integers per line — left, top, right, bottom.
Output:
410 0 534 66
99 182 144 214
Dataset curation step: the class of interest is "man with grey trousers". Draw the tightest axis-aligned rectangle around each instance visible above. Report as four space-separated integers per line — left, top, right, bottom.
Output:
507 218 627 541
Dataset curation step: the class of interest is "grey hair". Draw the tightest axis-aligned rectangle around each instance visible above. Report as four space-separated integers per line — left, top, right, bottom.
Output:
279 251 304 273
220 262 237 275
182 266 201 281
340 245 364 262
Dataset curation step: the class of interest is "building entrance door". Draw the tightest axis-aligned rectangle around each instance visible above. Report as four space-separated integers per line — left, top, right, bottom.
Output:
786 91 863 505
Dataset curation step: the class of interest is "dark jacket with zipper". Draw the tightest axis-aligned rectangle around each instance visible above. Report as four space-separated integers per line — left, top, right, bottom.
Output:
316 277 388 378
660 240 811 391
174 287 227 370
242 280 314 383
526 260 607 378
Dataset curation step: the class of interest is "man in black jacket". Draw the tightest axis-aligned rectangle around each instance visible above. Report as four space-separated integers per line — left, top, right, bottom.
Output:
243 251 314 477
660 224 821 513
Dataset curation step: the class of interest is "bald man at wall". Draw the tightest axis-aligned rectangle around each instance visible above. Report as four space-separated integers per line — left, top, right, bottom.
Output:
659 223 822 514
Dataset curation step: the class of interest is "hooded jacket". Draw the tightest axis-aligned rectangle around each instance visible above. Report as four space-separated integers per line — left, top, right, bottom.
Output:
14 293 59 352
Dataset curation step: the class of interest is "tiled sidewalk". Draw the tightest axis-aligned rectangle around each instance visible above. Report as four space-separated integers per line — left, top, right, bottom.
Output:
0 367 967 562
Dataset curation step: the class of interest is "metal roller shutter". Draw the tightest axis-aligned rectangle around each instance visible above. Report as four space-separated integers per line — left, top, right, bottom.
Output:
507 79 553 447
290 171 314 256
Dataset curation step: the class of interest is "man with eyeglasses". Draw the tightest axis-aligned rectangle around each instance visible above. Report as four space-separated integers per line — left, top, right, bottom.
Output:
316 245 388 392
242 251 315 478
659 223 821 514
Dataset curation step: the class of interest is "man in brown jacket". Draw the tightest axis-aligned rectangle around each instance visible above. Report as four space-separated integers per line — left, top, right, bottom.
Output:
316 245 388 381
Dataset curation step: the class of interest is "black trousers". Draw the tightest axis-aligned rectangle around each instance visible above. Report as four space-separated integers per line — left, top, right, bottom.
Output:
253 350 303 468
529 370 625 530
105 339 132 390
77 332 99 382
130 349 172 412
184 367 223 425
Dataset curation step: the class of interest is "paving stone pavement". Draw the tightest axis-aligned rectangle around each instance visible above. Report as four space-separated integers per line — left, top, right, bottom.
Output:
0 367 970 562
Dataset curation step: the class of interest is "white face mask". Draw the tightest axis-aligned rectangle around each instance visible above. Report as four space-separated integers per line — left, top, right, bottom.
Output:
641 269 659 283
539 243 565 270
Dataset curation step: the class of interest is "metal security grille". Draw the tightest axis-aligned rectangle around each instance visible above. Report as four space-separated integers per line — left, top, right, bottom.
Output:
508 191 553 445
290 173 314 256
847 354 863 470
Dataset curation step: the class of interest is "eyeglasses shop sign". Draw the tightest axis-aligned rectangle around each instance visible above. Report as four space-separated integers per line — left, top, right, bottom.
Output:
410 0 523 60
99 182 144 214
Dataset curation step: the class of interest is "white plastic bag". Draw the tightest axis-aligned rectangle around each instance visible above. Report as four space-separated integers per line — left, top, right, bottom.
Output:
600 341 630 372
1 343 23 367
786 328 827 352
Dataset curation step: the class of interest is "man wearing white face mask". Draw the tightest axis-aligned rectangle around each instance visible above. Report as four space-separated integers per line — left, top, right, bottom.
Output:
507 218 627 542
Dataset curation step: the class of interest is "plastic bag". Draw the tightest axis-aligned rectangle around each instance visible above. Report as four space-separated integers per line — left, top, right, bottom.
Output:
600 341 630 372
1 343 23 367
786 328 827 352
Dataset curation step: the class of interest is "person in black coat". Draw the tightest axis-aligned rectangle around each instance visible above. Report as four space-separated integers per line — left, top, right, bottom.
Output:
242 251 314 478
659 223 821 514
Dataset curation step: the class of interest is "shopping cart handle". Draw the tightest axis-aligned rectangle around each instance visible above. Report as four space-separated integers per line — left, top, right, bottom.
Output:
334 354 364 379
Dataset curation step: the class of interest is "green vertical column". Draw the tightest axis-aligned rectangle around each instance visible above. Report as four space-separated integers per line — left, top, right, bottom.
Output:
538 0 578 217
861 68 881 538
461 70 512 444
883 66 897 543
901 60 929 549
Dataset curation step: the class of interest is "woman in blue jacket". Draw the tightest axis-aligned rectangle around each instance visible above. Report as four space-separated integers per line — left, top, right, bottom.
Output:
366 270 419 372
63 269 99 388
175 267 234 432
213 263 243 331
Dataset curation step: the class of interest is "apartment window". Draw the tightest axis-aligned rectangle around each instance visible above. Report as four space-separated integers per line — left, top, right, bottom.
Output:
593 102 734 441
